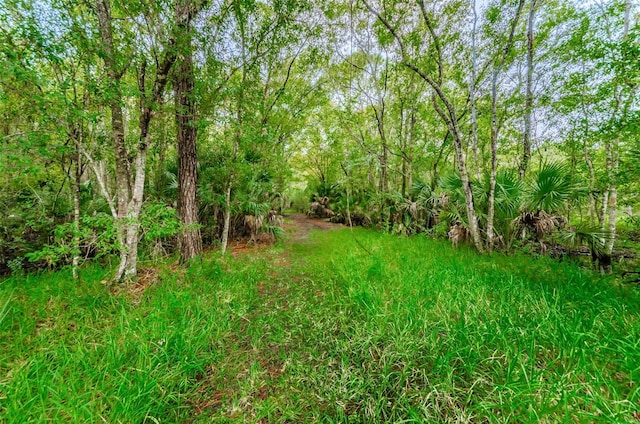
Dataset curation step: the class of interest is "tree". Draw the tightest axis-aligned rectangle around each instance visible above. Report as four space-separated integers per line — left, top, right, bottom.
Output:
93 0 195 281
486 0 525 250
363 0 485 252
175 0 202 263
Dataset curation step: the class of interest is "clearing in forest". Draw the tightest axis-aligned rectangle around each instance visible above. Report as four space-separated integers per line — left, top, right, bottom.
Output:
1 221 639 423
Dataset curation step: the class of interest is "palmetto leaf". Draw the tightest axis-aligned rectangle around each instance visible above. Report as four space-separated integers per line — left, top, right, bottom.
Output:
494 170 523 220
526 162 573 213
557 224 610 257
411 179 438 210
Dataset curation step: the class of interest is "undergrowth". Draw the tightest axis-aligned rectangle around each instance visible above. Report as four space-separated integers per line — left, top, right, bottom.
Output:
1 228 639 422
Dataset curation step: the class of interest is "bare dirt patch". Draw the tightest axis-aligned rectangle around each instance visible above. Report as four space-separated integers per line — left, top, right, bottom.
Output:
284 213 343 243
109 267 160 304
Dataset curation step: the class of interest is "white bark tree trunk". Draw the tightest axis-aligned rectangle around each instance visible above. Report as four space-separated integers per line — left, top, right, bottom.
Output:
72 142 81 280
95 0 195 281
469 0 481 180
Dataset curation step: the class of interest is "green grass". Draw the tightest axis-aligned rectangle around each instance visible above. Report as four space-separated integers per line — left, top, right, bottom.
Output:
1 228 639 422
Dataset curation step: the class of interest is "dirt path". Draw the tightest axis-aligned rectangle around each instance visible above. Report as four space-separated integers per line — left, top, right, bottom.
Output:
283 213 344 243
227 213 342 256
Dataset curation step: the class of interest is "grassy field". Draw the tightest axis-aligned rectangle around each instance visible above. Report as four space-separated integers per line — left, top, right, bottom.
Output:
1 227 639 423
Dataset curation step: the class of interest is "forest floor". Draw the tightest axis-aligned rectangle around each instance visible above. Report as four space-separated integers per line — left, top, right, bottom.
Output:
226 213 340 256
1 220 640 423
283 213 344 242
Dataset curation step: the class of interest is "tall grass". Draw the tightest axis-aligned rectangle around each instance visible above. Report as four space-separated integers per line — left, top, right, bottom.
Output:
1 228 639 422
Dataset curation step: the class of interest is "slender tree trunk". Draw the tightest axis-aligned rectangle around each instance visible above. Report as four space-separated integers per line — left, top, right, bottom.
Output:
373 89 388 194
607 183 617 253
585 147 596 225
364 0 484 252
95 0 134 281
379 136 388 194
600 191 609 229
624 0 631 35
431 96 484 252
400 100 407 198
341 162 353 227
222 15 246 254
487 77 499 250
487 0 524 250
407 102 416 198
175 0 202 263
220 183 233 254
605 0 631 255
604 133 618 254
469 0 481 180
519 0 537 179
72 139 81 280
221 118 240 255
96 0 188 281
579 60 596 226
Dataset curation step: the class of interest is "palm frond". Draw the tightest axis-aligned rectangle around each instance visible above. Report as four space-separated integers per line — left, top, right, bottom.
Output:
494 170 523 219
526 162 573 213
557 224 610 257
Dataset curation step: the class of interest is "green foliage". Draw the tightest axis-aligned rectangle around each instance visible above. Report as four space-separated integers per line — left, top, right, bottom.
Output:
139 202 181 242
24 213 117 269
526 162 576 213
557 224 611 259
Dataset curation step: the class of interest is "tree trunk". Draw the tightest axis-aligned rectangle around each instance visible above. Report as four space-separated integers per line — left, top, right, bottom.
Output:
373 96 388 194
222 14 245 254
406 102 416 199
487 0 524 250
607 184 617 254
519 0 537 179
469 0 481 180
600 191 609 229
72 139 81 280
433 96 484 252
585 146 596 226
605 0 632 255
487 83 499 250
96 0 193 281
95 0 134 282
364 0 486 251
175 1 202 263
579 59 596 226
220 183 233 254
400 99 407 198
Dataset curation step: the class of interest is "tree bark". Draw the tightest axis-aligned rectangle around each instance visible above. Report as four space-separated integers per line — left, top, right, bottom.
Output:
222 11 246 254
96 0 193 281
72 139 81 280
604 0 631 256
95 0 135 281
175 0 202 263
407 106 415 198
519 0 537 180
469 0 481 180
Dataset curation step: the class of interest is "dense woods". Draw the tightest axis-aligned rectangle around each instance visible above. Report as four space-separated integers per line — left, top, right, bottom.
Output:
1 0 638 279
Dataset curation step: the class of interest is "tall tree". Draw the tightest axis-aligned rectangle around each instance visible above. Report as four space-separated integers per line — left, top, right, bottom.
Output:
175 0 202 262
363 0 485 252
519 0 539 179
94 0 193 281
486 0 525 250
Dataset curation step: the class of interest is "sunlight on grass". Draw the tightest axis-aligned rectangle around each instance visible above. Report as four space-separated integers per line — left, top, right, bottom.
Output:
1 228 639 422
